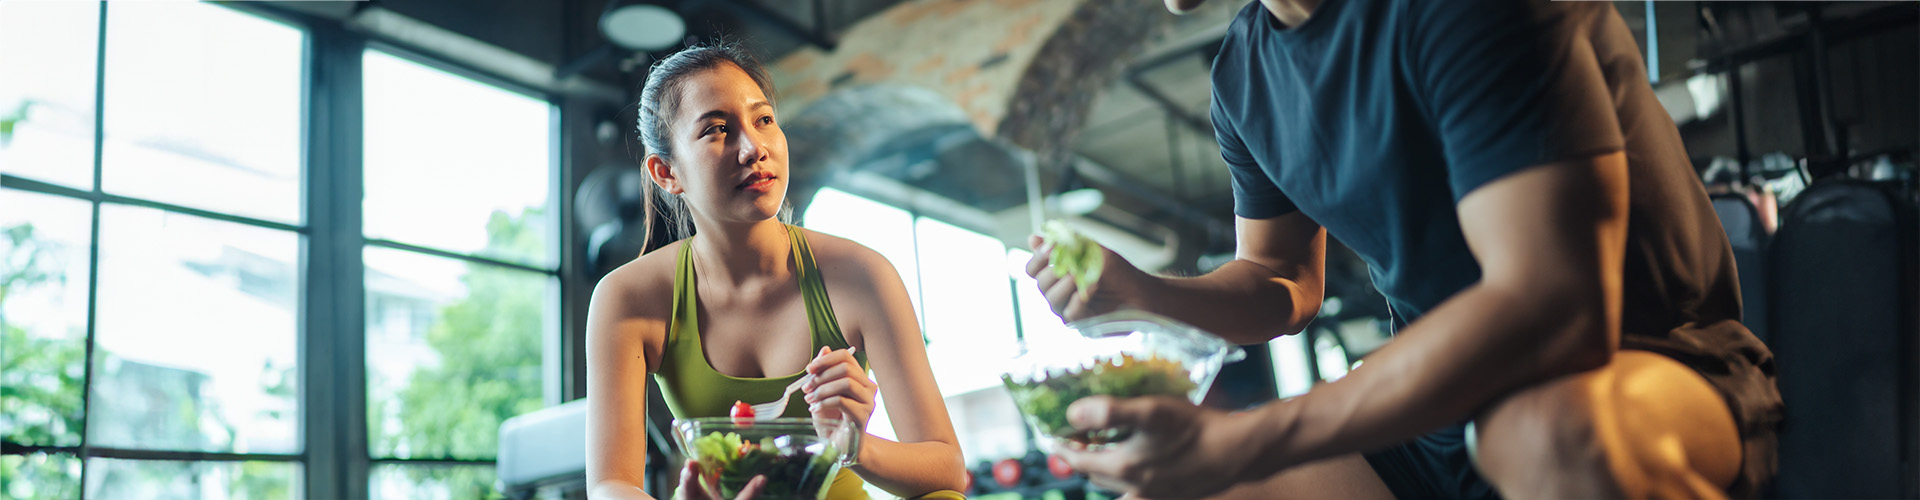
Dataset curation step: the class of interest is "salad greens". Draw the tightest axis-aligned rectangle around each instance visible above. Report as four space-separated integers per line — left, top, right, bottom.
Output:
1042 220 1104 290
688 431 837 499
1002 353 1198 445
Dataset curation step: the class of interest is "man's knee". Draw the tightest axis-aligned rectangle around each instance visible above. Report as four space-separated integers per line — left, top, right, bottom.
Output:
1472 358 1738 500
1474 376 1630 498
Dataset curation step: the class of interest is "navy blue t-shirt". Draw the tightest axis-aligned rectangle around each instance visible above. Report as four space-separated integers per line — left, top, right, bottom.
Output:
1211 2 1781 495
1211 0 1737 333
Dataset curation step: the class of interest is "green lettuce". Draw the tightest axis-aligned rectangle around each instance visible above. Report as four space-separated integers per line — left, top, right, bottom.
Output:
1042 220 1104 290
687 431 838 499
1002 353 1197 445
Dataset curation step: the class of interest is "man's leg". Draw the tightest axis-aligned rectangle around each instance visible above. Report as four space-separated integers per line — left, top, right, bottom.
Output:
1207 453 1396 500
1473 350 1743 499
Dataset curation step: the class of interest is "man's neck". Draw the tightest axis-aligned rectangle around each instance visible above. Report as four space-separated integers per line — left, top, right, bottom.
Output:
1260 0 1321 29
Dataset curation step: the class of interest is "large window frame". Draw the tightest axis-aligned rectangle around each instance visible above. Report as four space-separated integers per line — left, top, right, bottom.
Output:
0 4 567 498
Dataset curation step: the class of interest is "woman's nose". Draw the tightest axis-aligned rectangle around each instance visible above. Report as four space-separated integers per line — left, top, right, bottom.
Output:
737 127 767 165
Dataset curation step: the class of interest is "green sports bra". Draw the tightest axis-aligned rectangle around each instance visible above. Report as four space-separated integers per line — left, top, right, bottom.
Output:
652 224 872 499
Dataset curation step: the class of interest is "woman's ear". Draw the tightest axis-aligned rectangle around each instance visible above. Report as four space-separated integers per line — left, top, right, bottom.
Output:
645 154 684 195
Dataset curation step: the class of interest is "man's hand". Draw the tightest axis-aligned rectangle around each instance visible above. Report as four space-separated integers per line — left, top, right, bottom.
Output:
1025 235 1150 322
1053 396 1258 499
675 460 765 500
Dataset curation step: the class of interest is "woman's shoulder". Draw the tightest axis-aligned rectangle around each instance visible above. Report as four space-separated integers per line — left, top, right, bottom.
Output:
590 239 685 323
796 227 898 284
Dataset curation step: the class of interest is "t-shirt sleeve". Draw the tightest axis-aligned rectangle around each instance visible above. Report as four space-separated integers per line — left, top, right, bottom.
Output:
1214 90 1298 219
1410 0 1626 202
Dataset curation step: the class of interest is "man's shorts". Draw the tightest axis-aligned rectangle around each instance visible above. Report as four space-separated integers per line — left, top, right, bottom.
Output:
1361 323 1783 499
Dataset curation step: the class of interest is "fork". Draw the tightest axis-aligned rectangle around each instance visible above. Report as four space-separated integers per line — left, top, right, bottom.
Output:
749 374 811 421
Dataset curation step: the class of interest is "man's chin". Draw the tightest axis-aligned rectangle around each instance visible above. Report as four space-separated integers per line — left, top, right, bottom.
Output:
1164 0 1208 14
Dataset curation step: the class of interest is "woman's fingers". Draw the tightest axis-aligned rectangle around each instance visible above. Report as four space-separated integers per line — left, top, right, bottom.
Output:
803 346 858 375
808 395 870 421
731 476 767 500
803 377 874 406
678 460 708 500
804 363 869 392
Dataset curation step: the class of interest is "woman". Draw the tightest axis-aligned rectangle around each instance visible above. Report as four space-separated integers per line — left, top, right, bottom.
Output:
585 41 967 500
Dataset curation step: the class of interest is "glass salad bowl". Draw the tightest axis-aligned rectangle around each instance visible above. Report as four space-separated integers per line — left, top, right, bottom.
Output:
1001 310 1246 451
672 417 859 500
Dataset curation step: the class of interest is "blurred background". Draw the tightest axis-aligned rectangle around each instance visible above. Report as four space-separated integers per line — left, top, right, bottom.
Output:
0 0 1913 499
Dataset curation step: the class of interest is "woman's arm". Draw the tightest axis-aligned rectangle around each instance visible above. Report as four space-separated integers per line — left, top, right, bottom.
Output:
586 274 668 500
816 241 968 497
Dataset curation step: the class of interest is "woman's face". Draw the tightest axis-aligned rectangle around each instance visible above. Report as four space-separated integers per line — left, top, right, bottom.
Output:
649 63 789 229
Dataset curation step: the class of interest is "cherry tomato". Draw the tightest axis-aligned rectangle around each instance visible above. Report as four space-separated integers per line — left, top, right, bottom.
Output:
992 458 1023 487
730 401 755 419
1047 454 1074 479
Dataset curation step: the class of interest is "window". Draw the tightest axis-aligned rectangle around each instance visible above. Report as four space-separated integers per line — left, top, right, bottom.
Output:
0 191 91 497
369 463 498 500
361 48 558 483
99 2 303 224
914 217 1020 397
362 51 555 268
0 2 98 190
2 4 564 498
1 3 305 498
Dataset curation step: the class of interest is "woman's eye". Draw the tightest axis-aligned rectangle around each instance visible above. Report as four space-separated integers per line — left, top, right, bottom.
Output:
704 124 725 136
758 115 774 125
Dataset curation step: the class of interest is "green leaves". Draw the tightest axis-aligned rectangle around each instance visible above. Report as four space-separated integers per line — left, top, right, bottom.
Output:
1042 220 1103 290
1003 354 1197 445
687 431 837 499
381 208 547 460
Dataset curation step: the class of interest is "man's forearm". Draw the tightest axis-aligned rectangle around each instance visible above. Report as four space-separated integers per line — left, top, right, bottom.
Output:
1129 259 1319 345
1225 281 1614 481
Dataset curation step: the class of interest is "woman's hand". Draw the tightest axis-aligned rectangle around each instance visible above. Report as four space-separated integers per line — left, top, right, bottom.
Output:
1025 235 1150 322
674 460 765 500
802 346 876 431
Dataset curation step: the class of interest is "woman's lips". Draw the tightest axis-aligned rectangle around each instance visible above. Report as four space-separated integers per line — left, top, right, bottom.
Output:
740 176 776 193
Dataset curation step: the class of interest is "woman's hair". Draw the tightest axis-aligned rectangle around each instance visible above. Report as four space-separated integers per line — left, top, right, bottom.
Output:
636 40 780 254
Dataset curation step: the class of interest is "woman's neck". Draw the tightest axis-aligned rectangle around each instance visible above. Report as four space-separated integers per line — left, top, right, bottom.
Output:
689 218 794 287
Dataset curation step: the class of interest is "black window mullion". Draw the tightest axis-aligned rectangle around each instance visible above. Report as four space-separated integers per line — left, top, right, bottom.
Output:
73 4 109 496
86 447 302 463
363 238 556 275
302 23 368 500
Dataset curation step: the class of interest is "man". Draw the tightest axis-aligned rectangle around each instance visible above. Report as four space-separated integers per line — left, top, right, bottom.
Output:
1025 0 1782 498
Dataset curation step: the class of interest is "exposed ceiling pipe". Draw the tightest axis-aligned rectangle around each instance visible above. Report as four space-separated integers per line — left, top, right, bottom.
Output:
1071 155 1233 251
691 0 837 51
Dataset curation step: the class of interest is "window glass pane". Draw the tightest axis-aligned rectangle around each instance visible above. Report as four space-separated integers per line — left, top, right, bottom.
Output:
1 453 81 499
1269 332 1311 399
801 188 921 322
90 205 300 454
100 3 303 224
85 459 299 500
0 190 92 447
363 50 553 267
365 246 554 460
369 463 499 500
0 1 99 190
914 217 1017 397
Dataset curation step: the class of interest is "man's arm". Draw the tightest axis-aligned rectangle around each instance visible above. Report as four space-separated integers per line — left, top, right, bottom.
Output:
1135 213 1328 344
1027 212 1326 345
1226 151 1629 477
